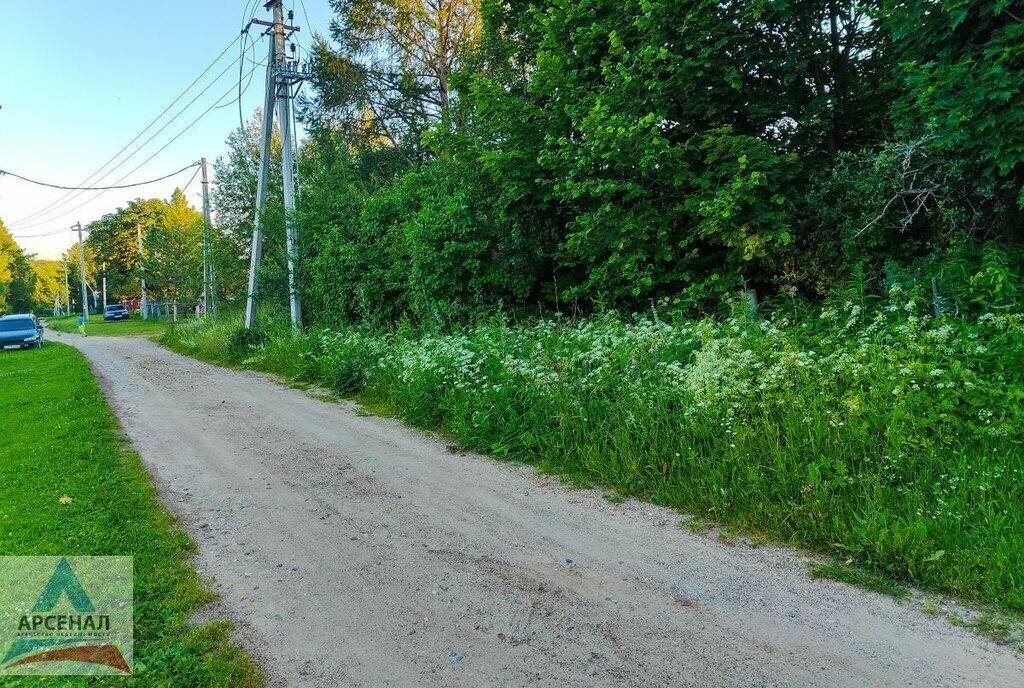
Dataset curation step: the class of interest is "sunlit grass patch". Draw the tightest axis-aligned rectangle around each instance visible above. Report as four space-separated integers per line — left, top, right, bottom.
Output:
0 343 261 687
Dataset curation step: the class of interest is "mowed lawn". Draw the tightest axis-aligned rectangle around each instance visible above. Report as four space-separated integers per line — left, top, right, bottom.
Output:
46 315 169 337
0 343 260 686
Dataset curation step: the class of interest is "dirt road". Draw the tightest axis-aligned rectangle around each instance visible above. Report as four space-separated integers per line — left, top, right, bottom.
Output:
57 332 1023 687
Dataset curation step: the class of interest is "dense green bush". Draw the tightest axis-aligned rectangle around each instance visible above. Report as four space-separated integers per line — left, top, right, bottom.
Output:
302 155 543 326
226 327 270 362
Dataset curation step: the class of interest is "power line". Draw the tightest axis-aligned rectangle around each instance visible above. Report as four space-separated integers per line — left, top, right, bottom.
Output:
8 53 247 231
9 61 264 235
235 27 251 131
296 1 313 39
8 34 243 228
0 162 200 191
237 0 268 130
11 226 75 239
180 165 203 194
219 28 259 112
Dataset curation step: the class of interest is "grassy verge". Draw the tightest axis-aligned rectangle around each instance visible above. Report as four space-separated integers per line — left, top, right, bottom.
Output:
161 292 1024 616
46 315 170 337
0 343 261 686
809 563 910 599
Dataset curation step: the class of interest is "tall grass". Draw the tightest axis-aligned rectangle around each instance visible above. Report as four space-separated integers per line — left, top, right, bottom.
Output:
162 288 1024 612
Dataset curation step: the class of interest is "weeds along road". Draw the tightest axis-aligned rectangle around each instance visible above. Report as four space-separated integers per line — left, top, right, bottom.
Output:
57 330 1024 688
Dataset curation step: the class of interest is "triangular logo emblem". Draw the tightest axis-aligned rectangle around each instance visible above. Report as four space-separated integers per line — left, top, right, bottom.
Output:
32 558 94 613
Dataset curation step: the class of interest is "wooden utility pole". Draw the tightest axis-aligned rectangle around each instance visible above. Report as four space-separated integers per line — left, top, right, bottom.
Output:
63 260 70 316
244 0 305 330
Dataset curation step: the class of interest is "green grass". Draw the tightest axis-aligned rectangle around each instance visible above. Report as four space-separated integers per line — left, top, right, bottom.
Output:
810 563 910 599
0 343 261 686
160 299 1024 617
46 315 170 337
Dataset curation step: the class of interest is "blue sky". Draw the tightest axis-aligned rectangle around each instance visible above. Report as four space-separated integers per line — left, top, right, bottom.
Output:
0 0 335 260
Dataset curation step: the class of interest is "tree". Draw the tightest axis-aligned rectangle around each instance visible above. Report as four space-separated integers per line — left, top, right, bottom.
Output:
202 0 1024 323
0 219 36 314
888 0 1024 224
30 260 64 312
211 110 289 306
88 198 165 300
312 0 482 157
145 189 204 304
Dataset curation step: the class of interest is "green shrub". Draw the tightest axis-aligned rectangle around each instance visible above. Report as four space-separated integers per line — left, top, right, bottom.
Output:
226 327 270 362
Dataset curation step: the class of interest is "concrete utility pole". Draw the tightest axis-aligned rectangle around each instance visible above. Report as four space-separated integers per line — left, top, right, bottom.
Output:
200 157 217 316
102 262 108 311
275 1 302 330
63 260 70 316
244 0 306 330
73 222 88 318
137 223 148 320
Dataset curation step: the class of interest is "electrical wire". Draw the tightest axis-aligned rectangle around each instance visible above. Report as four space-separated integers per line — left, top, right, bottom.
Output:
9 61 264 234
8 52 246 231
0 162 200 191
297 0 313 33
219 29 259 112
11 226 75 239
244 0 262 25
8 34 242 227
233 26 252 129
11 2 274 240
235 0 267 132
180 166 203 194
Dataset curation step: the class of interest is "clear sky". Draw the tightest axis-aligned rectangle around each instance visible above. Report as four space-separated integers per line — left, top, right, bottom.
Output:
0 0 335 260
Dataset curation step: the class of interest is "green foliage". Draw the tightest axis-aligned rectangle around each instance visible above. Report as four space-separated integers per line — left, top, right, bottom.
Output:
159 0 1024 619
226 326 270 362
302 150 542 326
211 111 286 305
195 0 1021 322
86 189 209 310
143 189 205 301
0 218 37 314
889 0 1024 215
312 0 481 156
87 197 164 301
30 259 63 312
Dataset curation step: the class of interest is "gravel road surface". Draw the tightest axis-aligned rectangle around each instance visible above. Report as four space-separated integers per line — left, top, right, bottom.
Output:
58 332 1024 687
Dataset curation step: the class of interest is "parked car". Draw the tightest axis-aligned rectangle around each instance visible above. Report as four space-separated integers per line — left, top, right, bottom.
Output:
103 304 130 321
0 314 43 350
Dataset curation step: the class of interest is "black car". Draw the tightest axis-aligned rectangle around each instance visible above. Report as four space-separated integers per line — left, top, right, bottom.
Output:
103 304 130 321
0 314 43 350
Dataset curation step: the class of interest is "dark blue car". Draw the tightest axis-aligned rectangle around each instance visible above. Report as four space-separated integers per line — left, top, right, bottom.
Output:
0 314 43 351
103 304 130 321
